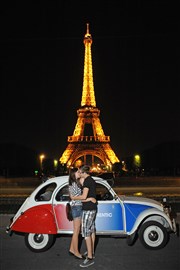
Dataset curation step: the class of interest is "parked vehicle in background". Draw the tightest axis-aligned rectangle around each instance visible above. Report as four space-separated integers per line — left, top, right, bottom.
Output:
6 175 177 252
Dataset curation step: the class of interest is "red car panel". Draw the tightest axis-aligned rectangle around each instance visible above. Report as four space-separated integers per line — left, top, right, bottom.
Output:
11 205 57 234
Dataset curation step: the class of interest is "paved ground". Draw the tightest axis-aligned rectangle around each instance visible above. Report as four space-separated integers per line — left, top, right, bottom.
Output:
1 215 180 270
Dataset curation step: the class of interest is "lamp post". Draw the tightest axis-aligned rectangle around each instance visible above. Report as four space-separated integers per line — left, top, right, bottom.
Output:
40 154 45 172
54 159 58 171
134 154 141 177
134 154 140 166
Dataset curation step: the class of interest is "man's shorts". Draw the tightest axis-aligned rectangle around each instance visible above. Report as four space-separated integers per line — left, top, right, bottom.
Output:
81 210 97 238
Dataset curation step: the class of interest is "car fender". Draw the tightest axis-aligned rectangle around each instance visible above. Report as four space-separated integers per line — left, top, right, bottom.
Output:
128 207 173 235
11 205 57 234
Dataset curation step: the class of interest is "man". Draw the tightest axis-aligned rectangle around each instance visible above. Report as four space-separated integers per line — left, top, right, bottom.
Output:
70 165 97 268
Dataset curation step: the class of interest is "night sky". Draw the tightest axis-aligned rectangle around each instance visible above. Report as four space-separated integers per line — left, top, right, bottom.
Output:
1 1 179 161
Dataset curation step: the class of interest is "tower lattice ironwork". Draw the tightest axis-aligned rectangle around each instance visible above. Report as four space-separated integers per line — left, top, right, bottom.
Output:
59 24 120 169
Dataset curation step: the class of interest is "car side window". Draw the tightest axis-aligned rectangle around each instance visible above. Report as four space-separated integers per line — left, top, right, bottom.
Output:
35 183 57 201
55 185 70 202
96 183 113 201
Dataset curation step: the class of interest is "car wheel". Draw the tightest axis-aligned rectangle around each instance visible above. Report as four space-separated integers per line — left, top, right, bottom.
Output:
25 233 56 252
139 221 169 250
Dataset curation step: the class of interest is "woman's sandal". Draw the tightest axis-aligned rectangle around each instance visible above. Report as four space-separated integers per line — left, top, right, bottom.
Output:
68 251 74 256
69 251 83 259
74 255 83 259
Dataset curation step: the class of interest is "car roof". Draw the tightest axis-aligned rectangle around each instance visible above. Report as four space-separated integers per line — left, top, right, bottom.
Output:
46 175 107 184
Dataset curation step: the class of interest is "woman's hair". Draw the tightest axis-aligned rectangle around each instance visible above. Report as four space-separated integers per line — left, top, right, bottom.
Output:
68 167 79 185
79 165 90 174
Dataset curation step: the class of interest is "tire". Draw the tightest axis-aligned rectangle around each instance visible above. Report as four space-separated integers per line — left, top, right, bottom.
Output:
25 233 56 252
139 221 169 250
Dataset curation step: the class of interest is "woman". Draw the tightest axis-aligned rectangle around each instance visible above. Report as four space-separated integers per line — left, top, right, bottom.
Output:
68 167 96 259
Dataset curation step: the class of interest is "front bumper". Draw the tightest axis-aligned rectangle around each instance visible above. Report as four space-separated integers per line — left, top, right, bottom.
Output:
163 199 178 234
5 216 14 235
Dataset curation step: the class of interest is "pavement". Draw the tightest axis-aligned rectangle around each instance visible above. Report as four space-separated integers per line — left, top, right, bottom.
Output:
1 214 180 270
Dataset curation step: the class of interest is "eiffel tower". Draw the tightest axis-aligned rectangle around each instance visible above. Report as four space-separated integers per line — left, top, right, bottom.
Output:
59 24 120 169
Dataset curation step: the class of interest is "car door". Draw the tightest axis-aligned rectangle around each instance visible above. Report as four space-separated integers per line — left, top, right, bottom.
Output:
53 183 73 232
95 182 125 234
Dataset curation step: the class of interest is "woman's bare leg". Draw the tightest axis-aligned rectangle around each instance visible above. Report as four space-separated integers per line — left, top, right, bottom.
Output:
69 218 82 257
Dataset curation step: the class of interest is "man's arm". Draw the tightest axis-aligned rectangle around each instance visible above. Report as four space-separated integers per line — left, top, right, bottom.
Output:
82 197 96 203
71 187 89 200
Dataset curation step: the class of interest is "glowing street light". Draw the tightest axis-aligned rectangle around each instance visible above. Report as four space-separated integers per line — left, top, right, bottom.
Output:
134 154 141 177
134 154 141 167
54 159 58 170
40 154 45 171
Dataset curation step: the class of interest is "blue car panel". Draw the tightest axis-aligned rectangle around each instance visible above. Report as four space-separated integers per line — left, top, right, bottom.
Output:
96 202 124 231
124 204 153 232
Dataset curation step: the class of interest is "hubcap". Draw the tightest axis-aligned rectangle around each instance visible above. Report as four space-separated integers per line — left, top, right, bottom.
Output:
148 230 159 241
34 234 44 243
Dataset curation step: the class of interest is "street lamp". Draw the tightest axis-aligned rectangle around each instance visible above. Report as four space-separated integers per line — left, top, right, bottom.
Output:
134 154 141 167
134 154 141 177
40 154 45 171
54 159 58 170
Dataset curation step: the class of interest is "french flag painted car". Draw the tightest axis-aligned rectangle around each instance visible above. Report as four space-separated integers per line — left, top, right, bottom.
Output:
6 176 177 252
